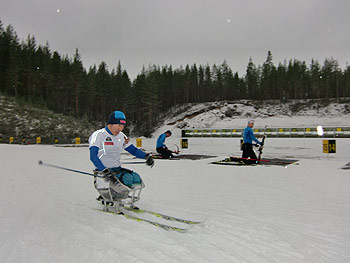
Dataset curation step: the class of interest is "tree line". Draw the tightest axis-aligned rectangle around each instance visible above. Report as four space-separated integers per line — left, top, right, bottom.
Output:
1 21 350 136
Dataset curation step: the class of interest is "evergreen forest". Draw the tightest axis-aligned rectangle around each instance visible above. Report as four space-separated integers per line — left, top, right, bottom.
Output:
1 21 350 136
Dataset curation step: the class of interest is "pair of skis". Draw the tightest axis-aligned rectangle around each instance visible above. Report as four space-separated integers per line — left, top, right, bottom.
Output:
101 206 202 233
211 136 267 166
39 160 202 232
211 136 297 167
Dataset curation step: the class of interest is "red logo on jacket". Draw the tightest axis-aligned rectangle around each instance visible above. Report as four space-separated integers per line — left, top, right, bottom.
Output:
105 137 114 145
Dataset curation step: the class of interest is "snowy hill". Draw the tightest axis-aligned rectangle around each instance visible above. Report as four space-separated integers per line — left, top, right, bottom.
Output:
1 93 349 142
0 94 98 143
153 98 350 139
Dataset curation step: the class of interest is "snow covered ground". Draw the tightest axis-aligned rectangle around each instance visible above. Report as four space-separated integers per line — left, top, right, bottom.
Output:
1 125 350 263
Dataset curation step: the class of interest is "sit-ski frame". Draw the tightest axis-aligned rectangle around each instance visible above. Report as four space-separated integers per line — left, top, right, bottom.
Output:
94 170 145 213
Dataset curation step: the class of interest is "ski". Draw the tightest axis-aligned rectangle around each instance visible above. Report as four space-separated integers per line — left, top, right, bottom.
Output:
150 154 180 160
211 157 298 166
122 206 202 225
123 214 190 232
210 160 256 166
99 208 190 232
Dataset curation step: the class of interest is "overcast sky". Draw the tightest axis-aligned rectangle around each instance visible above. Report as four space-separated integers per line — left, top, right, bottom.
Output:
1 0 349 79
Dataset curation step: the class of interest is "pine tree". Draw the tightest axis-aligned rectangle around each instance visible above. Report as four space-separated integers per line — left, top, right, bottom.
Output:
72 48 85 117
37 43 54 107
245 57 260 100
96 61 111 121
275 61 287 101
220 60 234 100
203 64 212 102
309 59 321 99
190 64 199 102
1 25 20 96
321 57 341 100
260 51 275 100
342 65 350 97
141 66 162 136
198 65 205 102
85 65 98 121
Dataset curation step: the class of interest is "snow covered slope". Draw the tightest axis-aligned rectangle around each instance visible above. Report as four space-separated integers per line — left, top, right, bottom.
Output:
153 99 350 139
1 128 350 262
0 94 98 142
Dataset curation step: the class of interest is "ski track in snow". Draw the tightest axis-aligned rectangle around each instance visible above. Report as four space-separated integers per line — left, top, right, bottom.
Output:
1 133 350 263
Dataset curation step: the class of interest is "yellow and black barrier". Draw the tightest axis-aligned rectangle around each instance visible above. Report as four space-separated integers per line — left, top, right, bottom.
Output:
1 136 89 145
182 126 350 138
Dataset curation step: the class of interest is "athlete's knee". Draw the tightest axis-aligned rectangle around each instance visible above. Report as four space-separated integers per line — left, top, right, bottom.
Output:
132 172 141 184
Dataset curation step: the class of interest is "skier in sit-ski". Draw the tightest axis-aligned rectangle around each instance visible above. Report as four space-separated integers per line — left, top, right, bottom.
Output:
156 130 178 159
89 111 154 209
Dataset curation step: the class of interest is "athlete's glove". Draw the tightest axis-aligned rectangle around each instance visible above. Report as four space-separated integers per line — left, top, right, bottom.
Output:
145 154 154 168
102 168 116 182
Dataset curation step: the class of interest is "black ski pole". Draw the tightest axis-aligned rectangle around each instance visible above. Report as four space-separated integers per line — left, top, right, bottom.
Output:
123 161 146 164
38 160 104 178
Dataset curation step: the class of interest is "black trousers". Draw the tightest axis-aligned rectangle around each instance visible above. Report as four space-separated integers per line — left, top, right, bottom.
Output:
156 147 174 159
242 143 257 164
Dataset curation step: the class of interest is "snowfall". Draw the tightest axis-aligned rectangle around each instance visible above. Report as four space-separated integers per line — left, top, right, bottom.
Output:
1 106 350 263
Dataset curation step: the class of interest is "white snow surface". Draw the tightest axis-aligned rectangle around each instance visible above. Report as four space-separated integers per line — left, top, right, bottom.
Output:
1 114 350 262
